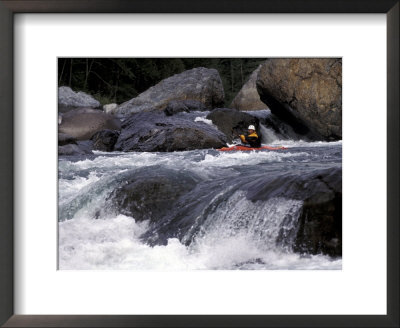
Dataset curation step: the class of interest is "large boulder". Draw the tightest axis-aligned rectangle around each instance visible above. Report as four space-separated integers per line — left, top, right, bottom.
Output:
58 86 101 113
206 108 260 142
256 58 342 140
91 129 120 152
116 67 225 115
114 111 227 152
58 108 121 140
164 99 206 116
230 65 268 111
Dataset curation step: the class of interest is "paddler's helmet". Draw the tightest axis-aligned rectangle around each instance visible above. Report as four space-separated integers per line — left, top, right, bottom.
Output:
248 125 255 130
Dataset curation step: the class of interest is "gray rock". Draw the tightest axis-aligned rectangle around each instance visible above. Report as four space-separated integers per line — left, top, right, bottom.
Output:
164 99 206 116
114 111 227 152
58 86 101 112
58 132 77 146
58 108 121 140
206 108 260 142
91 129 120 152
256 58 342 140
116 67 225 115
58 143 93 156
76 140 94 154
230 65 268 111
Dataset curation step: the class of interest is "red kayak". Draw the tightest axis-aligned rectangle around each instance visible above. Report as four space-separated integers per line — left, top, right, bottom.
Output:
218 145 287 152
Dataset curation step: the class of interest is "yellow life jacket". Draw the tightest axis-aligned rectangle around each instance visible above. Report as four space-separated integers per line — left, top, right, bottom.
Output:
240 132 258 142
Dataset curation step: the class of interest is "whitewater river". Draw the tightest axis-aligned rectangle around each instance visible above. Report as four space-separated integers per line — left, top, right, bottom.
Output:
58 136 342 270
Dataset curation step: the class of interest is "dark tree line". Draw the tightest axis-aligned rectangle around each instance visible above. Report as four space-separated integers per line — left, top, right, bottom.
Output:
58 58 266 106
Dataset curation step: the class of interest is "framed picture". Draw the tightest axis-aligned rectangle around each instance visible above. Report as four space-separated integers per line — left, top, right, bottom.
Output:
0 1 398 327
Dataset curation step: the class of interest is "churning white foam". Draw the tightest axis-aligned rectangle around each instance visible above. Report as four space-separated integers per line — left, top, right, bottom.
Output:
59 171 101 205
260 124 279 144
58 214 342 270
199 150 308 168
194 116 214 126
58 191 342 270
269 139 343 148
59 147 309 175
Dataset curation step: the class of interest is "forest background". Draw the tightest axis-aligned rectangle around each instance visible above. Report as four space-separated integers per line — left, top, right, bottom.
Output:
58 58 266 106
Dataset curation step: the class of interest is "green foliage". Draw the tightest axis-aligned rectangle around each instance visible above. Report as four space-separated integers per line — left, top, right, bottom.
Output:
91 93 115 106
58 58 266 106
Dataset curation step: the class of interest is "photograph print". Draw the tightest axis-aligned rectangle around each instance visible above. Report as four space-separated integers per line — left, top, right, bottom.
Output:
58 58 342 270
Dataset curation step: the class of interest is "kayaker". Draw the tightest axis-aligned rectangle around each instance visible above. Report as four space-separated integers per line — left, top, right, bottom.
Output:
239 125 261 148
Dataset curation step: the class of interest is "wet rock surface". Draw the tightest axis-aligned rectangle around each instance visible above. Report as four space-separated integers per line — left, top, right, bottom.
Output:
58 143 93 156
206 108 260 142
108 168 198 224
140 164 342 257
91 129 120 152
246 167 342 257
58 132 77 146
115 111 227 152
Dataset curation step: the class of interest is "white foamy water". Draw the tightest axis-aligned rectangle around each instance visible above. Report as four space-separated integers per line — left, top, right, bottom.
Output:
260 124 279 144
59 214 342 270
199 150 309 168
62 148 308 173
194 116 214 126
58 171 101 206
270 139 343 148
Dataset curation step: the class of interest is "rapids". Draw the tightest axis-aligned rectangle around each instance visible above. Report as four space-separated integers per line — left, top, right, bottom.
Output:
58 135 342 270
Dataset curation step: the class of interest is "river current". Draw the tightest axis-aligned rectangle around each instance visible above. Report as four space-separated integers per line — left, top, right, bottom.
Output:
58 129 342 270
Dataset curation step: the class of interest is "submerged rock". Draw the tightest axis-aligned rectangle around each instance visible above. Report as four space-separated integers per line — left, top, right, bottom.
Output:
58 131 94 155
58 143 93 156
230 64 268 111
114 111 227 152
76 140 94 154
256 58 342 140
206 108 259 142
108 168 198 224
58 108 121 140
58 86 101 113
140 165 342 258
91 129 120 152
116 67 225 115
246 167 342 257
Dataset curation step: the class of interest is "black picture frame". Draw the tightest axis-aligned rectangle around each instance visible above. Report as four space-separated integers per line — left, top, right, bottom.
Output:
0 1 398 327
